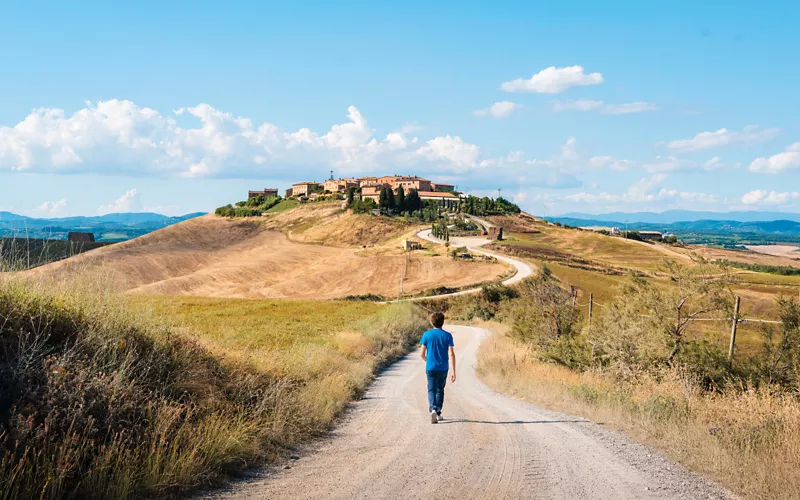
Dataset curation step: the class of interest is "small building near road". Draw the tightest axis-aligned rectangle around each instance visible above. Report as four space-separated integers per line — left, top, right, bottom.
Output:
248 188 278 200
487 226 503 241
403 240 422 251
68 232 95 243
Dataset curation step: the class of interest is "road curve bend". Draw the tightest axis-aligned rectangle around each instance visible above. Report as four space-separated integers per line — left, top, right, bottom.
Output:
409 229 534 301
207 326 731 500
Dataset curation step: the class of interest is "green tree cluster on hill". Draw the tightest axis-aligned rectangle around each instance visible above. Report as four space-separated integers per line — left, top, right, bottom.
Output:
348 185 426 217
215 195 283 217
462 195 521 216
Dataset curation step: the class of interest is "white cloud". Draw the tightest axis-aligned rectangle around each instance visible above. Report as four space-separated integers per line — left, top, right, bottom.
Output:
566 174 718 206
553 99 604 112
0 100 498 179
641 156 697 173
587 155 631 171
500 66 603 94
554 100 657 115
415 135 481 172
37 199 67 215
473 101 523 118
740 189 800 206
98 188 143 214
748 142 800 174
665 126 779 152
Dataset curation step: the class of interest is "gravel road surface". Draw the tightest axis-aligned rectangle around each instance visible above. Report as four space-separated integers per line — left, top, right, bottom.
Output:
206 325 732 500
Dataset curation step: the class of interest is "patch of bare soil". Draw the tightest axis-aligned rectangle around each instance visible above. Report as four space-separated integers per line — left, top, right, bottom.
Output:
28 215 507 300
686 244 800 267
486 215 542 233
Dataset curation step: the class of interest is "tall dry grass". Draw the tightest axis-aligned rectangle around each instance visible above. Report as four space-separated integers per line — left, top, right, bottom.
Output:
478 333 800 500
0 272 427 499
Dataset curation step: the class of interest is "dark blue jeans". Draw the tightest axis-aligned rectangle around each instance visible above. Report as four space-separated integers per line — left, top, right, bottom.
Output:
426 370 448 413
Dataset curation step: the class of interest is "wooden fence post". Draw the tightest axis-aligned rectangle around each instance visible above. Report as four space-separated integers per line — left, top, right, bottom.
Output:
728 296 741 365
588 293 594 324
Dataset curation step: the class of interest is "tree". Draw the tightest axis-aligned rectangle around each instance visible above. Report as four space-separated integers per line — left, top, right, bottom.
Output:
396 185 406 213
346 186 357 207
588 259 735 378
379 185 394 213
405 188 422 213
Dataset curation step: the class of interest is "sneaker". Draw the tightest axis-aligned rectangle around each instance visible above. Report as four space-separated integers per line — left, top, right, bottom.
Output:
437 413 443 422
430 410 438 424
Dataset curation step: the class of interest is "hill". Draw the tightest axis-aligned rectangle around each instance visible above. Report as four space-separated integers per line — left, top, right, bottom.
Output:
547 216 800 245
560 209 800 224
28 204 509 300
0 211 206 241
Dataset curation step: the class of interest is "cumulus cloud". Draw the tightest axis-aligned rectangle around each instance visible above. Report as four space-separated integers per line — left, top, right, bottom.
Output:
415 135 481 172
0 100 498 179
740 189 800 206
566 174 718 206
553 100 657 115
473 101 523 118
98 189 143 214
500 66 603 94
665 126 779 152
748 142 800 174
37 199 67 215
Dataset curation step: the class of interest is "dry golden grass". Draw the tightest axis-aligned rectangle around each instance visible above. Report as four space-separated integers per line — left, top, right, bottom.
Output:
478 332 800 500
27 214 506 300
0 274 429 499
261 200 422 248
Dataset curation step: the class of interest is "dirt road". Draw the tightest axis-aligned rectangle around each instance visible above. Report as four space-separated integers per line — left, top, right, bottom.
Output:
410 229 534 300
208 325 730 500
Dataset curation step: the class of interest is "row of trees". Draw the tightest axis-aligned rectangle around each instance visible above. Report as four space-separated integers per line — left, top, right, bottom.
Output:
462 195 521 216
378 185 423 215
431 219 450 241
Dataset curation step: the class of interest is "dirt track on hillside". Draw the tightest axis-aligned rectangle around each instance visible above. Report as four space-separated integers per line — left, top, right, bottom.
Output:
206 325 731 500
29 215 507 299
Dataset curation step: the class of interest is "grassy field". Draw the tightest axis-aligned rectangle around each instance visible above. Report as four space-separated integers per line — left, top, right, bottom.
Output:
1 278 428 499
489 221 799 355
0 237 110 270
478 331 800 500
128 296 390 374
266 198 299 213
502 225 675 273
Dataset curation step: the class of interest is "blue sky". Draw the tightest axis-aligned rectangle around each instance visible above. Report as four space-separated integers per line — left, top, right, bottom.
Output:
1 0 799 217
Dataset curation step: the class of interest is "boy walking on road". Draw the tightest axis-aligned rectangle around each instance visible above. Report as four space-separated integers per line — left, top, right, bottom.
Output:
419 312 456 424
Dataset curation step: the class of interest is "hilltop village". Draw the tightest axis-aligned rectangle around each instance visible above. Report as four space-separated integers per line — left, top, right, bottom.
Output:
250 174 460 210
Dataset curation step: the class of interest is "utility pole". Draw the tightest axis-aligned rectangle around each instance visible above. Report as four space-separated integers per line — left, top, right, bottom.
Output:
588 293 594 325
625 220 628 239
728 296 741 365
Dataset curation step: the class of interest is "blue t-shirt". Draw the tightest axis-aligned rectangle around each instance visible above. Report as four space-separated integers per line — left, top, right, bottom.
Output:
420 328 454 371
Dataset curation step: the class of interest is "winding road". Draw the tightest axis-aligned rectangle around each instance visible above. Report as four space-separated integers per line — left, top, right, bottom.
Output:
209 325 730 500
410 227 534 300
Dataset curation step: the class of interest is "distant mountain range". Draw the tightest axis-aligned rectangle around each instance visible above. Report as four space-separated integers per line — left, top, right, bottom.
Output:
558 210 800 224
0 212 206 242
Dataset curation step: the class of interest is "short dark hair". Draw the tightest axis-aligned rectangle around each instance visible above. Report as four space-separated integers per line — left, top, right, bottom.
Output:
430 312 445 328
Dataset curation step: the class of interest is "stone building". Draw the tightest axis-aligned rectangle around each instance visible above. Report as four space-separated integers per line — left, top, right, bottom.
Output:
248 188 278 200
291 182 321 197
